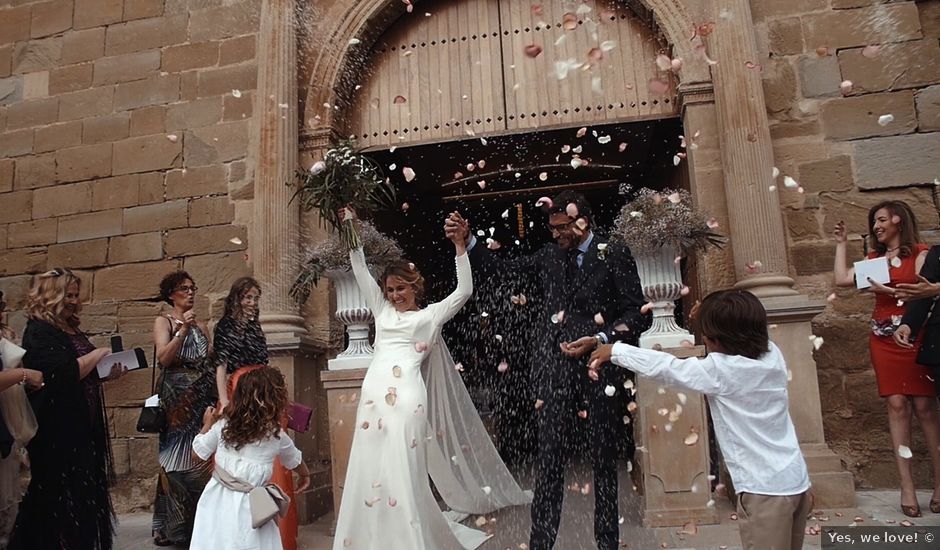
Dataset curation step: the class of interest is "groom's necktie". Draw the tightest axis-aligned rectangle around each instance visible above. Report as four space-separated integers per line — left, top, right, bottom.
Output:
565 248 583 284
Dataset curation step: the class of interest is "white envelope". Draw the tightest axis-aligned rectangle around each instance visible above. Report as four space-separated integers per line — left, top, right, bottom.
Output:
96 348 148 378
854 256 891 290
0 338 26 370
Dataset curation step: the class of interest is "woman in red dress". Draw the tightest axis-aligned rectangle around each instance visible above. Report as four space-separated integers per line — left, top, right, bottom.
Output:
833 200 940 517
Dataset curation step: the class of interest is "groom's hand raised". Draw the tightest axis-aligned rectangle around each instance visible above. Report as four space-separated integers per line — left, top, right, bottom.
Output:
443 211 470 244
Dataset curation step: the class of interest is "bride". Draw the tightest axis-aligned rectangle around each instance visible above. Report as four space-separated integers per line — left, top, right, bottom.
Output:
332 208 531 550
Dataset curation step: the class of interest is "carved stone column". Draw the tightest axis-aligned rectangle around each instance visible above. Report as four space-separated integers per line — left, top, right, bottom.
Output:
251 0 307 339
709 0 798 299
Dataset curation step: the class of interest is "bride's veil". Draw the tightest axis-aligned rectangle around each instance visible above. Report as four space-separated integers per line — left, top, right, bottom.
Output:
422 336 532 514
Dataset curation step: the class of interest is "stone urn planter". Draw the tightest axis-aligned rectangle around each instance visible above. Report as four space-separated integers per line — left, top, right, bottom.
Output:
634 245 694 349
325 268 374 370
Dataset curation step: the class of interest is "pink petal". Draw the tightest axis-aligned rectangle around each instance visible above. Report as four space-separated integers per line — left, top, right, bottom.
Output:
667 192 682 204
840 80 853 94
655 54 672 71
566 202 579 217
640 302 654 314
477 159 485 169
745 61 762 71
534 399 544 410
414 341 428 353
524 44 543 58
538 172 549 182
401 202 410 212
497 360 509 373
576 127 587 138
862 44 881 58
393 95 407 104
402 166 416 182
477 180 486 189
594 313 605 325
562 13 578 31
647 78 670 96
680 286 690 296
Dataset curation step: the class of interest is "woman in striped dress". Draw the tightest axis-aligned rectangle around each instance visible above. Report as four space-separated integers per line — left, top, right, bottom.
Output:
151 271 218 546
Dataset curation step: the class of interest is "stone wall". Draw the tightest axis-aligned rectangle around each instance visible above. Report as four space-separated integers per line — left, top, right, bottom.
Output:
752 0 940 489
0 0 261 511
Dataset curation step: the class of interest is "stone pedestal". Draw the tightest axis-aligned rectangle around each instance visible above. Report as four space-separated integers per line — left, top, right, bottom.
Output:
322 368 368 533
637 345 718 527
764 296 856 508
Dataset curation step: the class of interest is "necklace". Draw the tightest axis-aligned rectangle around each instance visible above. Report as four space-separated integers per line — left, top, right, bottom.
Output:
885 246 900 252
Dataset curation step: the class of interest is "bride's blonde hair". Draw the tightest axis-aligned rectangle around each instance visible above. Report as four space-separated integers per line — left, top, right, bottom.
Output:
27 268 82 330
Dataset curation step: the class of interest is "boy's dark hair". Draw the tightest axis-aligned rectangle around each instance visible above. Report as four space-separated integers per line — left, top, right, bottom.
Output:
549 190 593 227
698 289 769 360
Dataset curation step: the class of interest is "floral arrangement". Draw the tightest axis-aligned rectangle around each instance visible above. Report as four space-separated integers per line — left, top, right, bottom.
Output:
290 221 404 303
611 187 725 256
291 139 396 250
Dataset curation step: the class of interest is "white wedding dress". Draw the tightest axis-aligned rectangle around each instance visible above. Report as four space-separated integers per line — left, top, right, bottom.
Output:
332 247 531 550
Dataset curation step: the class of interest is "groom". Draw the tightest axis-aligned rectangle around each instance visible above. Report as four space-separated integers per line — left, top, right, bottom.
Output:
444 190 648 550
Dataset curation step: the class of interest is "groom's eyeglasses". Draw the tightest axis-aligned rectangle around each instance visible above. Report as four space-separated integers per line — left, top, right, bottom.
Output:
547 220 576 232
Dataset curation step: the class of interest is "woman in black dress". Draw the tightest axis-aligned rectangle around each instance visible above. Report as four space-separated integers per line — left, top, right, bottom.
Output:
10 268 125 550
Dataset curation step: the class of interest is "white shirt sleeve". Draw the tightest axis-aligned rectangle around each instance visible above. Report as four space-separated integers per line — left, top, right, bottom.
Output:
192 420 223 461
424 252 473 328
610 342 724 395
349 247 386 313
276 430 303 470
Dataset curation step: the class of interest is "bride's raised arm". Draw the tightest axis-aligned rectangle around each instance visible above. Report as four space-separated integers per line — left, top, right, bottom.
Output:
426 228 472 328
342 208 385 313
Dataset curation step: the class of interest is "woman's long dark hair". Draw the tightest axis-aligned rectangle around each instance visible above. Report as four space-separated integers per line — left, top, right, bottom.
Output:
221 366 288 450
222 277 261 319
867 200 920 259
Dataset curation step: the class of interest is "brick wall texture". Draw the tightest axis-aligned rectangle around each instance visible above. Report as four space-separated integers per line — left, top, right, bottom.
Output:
1 0 939 509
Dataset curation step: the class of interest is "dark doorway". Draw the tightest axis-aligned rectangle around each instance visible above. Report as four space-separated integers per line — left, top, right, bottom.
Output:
367 116 683 464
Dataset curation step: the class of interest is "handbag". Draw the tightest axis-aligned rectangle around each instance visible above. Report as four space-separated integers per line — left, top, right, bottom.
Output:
213 463 290 529
286 402 313 433
136 346 166 433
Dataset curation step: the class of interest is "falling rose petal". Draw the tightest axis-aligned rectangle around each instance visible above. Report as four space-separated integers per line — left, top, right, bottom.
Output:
648 78 670 96
531 4 543 16
570 158 583 169
679 520 698 536
497 360 509 373
587 368 599 381
840 80 853 94
575 218 588 230
667 192 682 204
680 286 690 296
414 341 428 353
562 12 578 31
485 238 501 250
482 485 492 495
598 135 611 144
861 44 881 58
640 302 654 314
401 202 409 212
827 292 837 302
604 385 616 397
811 336 824 350
745 61 762 71
898 445 913 459
361 421 370 429
588 47 603 63
600 40 617 52
577 410 588 420
229 237 243 245
772 166 780 179
684 431 700 446
537 171 550 182
387 497 397 507
655 54 672 71
594 312 605 325
561 144 571 153
745 261 762 274
566 203 579 217
768 185 777 192
402 166 416 182
348 38 361 46
392 365 402 377
477 159 486 169
816 46 829 57
580 483 591 495
165 133 178 143
392 95 408 105
534 399 544 410
618 142 628 152
389 163 397 171
572 145 582 154
385 391 397 406
627 401 638 413
783 175 799 188
477 180 486 190
231 89 242 98
576 127 588 138
877 114 894 126
900 520 913 527
524 43 543 58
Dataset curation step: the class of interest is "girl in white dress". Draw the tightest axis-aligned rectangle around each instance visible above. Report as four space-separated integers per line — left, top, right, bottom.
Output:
190 366 311 550
333 209 530 550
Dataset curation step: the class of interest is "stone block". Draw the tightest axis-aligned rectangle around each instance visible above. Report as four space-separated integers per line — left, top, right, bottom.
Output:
916 84 940 132
762 58 797 114
0 275 32 308
0 190 31 223
112 134 182 175
165 0 222 14
839 40 940 94
92 174 140 210
0 6 31 46
165 165 227 199
189 195 233 227
22 71 49 100
58 85 114 121
165 97 222 131
161 41 220 73
751 0 827 20
820 188 938 239
93 259 179 301
82 112 130 144
32 181 92 218
0 247 46 276
105 14 188 56
0 226 6 249
219 34 256 66
922 0 940 39
108 231 163 264
222 89 251 121
0 44 11 78
798 54 842 98
8 218 57 247
798 156 855 195
128 105 165 136
137 171 164 204
802 3 922 50
113 74 180 111
73 0 123 30
189 3 260 42
123 200 188 234
853 133 940 189
179 70 197 100
47 238 109 268
79 302 118 333
196 63 256 98
820 91 917 140
767 17 804 56
0 129 34 157
0 159 11 192
183 251 249 294
127 437 160 477
92 50 161 86
61 27 105 65
164 225 246 257
55 142 112 183
6 97 58 130
110 406 143 437
124 0 165 21
56 209 123 243
13 37 63 73
12 153 56 190
790 239 865 276
785 209 821 241
185 119 248 166
30 0 74 39
48 63 93 95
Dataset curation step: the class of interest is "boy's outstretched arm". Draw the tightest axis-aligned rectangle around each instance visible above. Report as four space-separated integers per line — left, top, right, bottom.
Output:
589 342 723 395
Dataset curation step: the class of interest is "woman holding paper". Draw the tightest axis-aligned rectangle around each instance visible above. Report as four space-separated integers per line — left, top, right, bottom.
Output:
833 200 939 518
9 268 125 550
150 271 218 546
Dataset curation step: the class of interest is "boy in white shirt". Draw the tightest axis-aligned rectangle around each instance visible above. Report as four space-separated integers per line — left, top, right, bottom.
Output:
586 289 812 550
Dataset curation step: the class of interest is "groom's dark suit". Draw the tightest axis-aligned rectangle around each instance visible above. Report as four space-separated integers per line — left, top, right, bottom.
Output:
468 231 647 550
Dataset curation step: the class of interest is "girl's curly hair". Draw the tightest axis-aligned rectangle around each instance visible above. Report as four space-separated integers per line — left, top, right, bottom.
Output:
221 366 288 450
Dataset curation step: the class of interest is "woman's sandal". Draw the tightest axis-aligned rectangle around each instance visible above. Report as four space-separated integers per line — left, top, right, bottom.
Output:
901 503 922 518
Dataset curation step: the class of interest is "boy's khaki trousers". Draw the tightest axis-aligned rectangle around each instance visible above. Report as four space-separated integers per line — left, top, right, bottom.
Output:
737 490 813 550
